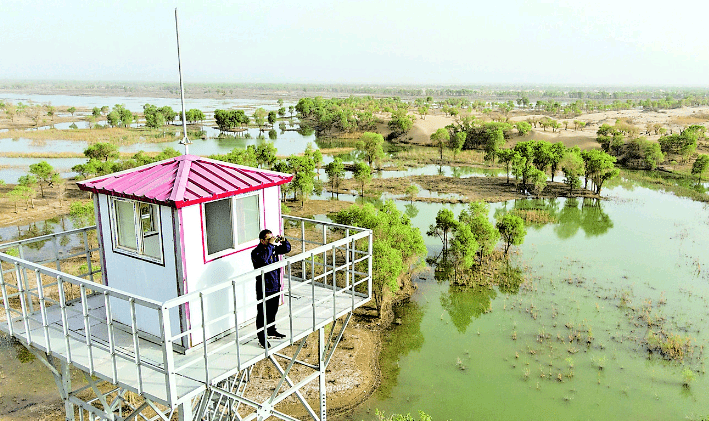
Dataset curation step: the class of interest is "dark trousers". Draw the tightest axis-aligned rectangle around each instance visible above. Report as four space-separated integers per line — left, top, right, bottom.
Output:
256 287 280 343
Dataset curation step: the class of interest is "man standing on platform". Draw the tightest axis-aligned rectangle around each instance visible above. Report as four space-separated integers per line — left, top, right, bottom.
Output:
251 229 291 348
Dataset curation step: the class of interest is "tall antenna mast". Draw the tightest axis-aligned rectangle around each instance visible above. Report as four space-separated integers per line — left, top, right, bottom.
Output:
175 8 191 155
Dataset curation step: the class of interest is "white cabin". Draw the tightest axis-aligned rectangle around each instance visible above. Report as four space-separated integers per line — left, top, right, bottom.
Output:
77 154 292 350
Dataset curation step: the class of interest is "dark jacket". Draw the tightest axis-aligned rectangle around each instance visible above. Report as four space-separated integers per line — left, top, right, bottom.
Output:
251 239 291 293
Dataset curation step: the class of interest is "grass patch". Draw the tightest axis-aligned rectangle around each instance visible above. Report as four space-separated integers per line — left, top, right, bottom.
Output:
615 169 708 203
646 330 694 362
510 209 558 224
1 127 184 145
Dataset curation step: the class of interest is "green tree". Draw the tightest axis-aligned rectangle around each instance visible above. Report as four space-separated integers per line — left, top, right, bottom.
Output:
255 142 277 169
28 161 59 198
515 121 532 136
144 104 166 129
388 110 414 137
357 132 385 168
353 162 372 197
106 111 120 127
484 128 505 163
210 146 258 167
512 140 535 187
404 184 419 203
68 106 76 116
46 105 56 124
430 128 450 161
69 201 96 226
427 208 457 252
84 143 119 162
17 176 38 209
119 108 134 127
449 131 465 161
332 201 426 312
325 157 345 197
560 149 584 194
527 167 547 196
496 213 526 255
253 107 267 131
626 138 664 169
159 106 177 125
304 143 323 175
287 155 316 207
267 110 277 127
8 185 34 212
213 109 234 132
548 142 566 182
458 201 500 262
448 223 478 279
691 155 709 182
185 109 205 125
497 148 517 184
581 149 619 195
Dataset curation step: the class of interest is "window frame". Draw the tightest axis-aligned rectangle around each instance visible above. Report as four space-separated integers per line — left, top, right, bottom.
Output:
109 197 164 264
202 192 262 261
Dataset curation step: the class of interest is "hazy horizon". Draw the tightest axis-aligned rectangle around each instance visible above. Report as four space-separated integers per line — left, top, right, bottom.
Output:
2 0 708 87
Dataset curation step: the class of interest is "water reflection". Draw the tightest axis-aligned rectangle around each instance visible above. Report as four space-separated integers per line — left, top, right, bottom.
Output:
440 285 497 334
494 197 614 239
404 203 419 219
377 300 425 399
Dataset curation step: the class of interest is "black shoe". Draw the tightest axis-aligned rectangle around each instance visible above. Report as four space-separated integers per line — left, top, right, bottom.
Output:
268 331 286 339
258 341 271 349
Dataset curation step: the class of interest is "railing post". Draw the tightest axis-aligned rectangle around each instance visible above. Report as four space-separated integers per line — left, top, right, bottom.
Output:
103 292 118 384
287 261 293 344
52 234 61 271
82 230 94 283
35 269 52 353
57 277 72 363
14 263 32 345
332 244 336 322
301 220 306 284
129 298 144 394
17 246 34 314
232 280 242 371
160 306 177 406
0 263 15 336
199 292 210 384
368 232 373 300
318 327 327 421
260 269 267 354
79 284 94 375
311 252 316 331
347 236 353 312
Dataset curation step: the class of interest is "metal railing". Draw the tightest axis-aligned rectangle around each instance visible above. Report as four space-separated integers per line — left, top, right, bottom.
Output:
0 216 372 407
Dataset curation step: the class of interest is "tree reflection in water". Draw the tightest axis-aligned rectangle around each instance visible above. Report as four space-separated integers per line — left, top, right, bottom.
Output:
377 300 425 399
495 197 613 239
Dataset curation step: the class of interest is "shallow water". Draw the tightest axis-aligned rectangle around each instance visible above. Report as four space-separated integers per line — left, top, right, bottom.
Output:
346 186 709 420
0 93 283 113
0 127 315 183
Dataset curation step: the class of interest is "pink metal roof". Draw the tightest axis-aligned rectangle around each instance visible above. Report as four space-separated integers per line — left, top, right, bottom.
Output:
76 155 293 208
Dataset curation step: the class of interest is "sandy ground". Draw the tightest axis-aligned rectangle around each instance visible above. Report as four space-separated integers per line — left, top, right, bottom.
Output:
402 107 709 151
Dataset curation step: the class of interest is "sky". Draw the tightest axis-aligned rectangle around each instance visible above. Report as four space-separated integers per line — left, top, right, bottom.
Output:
1 0 707 86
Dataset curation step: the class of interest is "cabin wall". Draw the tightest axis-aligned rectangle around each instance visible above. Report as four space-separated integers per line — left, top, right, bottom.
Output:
97 194 181 338
182 186 283 347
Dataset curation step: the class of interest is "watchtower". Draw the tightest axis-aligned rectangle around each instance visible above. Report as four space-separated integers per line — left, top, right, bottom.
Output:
0 155 373 420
